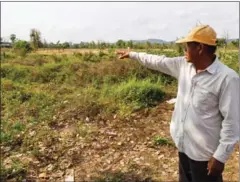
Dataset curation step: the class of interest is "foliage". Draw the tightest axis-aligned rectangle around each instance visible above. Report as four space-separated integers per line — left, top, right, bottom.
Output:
153 136 169 146
13 40 32 57
231 39 239 48
30 29 42 50
10 34 16 43
216 38 227 47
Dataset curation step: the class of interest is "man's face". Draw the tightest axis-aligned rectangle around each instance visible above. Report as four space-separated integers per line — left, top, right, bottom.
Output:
184 42 201 63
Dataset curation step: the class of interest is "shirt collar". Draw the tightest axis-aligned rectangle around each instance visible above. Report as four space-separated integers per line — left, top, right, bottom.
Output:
206 56 219 74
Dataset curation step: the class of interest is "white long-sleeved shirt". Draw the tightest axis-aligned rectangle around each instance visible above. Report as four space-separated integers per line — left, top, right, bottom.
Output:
129 52 240 163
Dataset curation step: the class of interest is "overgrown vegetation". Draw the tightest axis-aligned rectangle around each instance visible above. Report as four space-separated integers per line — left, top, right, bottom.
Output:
1 47 238 180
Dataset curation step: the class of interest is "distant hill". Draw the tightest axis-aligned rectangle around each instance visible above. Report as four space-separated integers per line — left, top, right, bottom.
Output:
132 39 169 44
132 38 239 44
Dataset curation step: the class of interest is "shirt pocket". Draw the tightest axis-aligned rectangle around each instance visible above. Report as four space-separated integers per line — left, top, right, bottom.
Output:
192 85 217 111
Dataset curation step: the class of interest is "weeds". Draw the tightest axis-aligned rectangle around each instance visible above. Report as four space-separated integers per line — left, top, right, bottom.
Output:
153 136 169 146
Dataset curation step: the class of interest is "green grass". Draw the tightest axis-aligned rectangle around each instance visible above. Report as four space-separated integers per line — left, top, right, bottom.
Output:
218 50 239 73
100 78 166 115
0 160 27 182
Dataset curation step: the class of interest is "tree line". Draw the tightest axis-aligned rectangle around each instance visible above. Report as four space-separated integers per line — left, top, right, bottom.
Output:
2 29 239 53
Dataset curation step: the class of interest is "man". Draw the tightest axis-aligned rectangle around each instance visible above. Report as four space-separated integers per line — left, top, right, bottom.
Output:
116 25 239 182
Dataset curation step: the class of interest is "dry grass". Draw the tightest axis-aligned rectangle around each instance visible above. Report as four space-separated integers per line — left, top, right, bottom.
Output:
36 48 108 55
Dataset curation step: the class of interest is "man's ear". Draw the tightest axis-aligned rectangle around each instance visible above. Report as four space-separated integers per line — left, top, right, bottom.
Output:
198 43 204 55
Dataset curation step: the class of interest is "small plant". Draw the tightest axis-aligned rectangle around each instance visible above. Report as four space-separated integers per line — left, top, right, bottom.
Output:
93 171 125 182
98 50 106 58
0 159 27 181
153 136 169 146
50 54 62 63
75 121 92 138
31 148 42 158
73 52 82 59
107 48 116 60
1 120 25 146
2 79 15 91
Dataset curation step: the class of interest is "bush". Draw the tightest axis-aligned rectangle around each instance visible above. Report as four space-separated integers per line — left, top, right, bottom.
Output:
33 63 63 83
73 52 82 59
219 51 239 72
13 40 32 57
102 78 166 114
2 79 16 91
116 79 165 107
49 54 62 63
1 64 31 83
231 40 239 48
82 52 100 62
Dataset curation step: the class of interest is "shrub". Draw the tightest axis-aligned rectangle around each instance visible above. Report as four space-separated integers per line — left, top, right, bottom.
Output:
153 136 169 146
82 52 100 62
101 78 166 114
13 40 32 57
115 79 165 107
218 51 239 72
1 64 31 83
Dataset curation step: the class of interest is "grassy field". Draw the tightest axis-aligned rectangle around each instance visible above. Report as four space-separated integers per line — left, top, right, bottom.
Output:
1 48 239 181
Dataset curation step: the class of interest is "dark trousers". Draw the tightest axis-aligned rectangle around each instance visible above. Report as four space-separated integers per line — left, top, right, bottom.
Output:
179 152 223 182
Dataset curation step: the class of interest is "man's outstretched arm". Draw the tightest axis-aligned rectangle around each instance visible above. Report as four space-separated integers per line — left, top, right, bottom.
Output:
116 50 184 79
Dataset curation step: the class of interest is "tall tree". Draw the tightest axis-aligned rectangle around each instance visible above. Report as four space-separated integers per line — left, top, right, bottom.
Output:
62 42 70 49
146 41 151 49
89 41 96 49
30 29 42 50
43 39 48 48
116 40 125 48
127 40 133 48
10 34 16 43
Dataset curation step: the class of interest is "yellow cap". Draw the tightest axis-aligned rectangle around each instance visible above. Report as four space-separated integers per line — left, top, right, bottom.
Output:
176 25 217 46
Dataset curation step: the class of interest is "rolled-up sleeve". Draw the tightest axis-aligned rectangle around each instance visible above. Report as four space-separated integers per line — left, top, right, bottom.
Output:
129 52 184 79
213 75 240 163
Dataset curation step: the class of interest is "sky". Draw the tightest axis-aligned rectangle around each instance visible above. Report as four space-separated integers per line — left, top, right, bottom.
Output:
1 2 239 43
